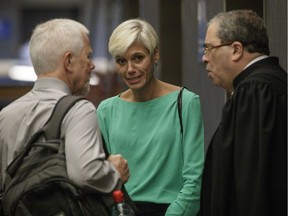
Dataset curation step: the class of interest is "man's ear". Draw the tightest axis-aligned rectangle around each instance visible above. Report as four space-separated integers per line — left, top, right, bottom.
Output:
64 52 73 71
153 48 160 63
231 41 244 61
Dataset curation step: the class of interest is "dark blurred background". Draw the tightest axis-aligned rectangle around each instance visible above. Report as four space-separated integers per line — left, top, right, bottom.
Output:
0 0 286 149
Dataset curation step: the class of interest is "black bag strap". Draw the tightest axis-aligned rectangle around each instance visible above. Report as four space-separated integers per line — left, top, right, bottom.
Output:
43 95 84 140
177 87 186 135
5 95 84 179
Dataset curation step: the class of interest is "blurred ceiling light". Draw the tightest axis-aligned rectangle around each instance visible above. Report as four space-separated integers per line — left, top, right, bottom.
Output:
90 72 100 86
8 64 100 86
8 65 36 82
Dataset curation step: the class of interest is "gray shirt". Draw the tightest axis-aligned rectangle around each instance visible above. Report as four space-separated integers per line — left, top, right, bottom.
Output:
0 77 121 194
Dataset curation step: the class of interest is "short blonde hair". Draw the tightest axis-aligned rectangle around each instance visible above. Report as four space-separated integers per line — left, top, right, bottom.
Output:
29 18 89 75
108 18 159 57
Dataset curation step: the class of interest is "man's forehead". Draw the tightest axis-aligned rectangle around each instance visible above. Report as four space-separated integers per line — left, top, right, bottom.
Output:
205 23 220 43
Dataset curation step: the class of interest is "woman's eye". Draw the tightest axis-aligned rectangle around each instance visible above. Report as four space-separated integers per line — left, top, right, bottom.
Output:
116 58 126 65
135 55 143 62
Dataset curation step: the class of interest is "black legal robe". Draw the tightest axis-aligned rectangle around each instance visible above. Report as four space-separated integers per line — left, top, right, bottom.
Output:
199 57 287 216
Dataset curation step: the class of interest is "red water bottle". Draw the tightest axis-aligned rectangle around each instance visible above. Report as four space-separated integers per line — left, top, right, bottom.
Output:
112 190 135 216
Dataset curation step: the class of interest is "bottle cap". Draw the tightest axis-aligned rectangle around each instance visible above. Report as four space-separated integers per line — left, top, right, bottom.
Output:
113 190 124 203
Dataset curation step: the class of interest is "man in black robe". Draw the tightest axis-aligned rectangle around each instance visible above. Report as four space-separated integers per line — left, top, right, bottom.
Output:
199 10 287 216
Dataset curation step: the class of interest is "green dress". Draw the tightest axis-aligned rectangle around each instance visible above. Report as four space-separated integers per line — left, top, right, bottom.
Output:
96 88 204 216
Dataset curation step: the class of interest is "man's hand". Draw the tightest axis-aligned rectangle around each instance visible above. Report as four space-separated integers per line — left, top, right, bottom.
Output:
108 154 130 184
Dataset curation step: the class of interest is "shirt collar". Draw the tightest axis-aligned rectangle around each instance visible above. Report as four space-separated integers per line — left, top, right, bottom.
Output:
33 77 71 94
243 55 269 70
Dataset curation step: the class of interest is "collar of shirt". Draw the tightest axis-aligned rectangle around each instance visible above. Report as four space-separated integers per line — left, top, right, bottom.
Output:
231 55 271 97
33 77 71 94
243 55 269 70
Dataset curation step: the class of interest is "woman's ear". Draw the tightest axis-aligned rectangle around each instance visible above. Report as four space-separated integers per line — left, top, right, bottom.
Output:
153 48 160 63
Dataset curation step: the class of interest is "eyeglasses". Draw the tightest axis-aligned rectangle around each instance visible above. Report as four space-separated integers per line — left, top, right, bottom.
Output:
203 42 233 54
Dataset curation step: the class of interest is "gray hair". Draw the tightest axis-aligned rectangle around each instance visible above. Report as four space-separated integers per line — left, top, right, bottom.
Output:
208 10 270 55
29 18 89 75
108 18 159 57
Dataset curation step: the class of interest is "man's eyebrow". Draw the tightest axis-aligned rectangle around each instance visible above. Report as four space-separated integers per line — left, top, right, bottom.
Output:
203 43 212 47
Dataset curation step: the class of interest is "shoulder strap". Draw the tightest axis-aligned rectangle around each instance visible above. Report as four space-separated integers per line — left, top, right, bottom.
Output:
43 95 85 140
5 95 84 179
177 87 186 135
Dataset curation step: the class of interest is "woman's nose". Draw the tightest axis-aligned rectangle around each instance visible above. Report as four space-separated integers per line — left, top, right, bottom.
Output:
127 61 135 71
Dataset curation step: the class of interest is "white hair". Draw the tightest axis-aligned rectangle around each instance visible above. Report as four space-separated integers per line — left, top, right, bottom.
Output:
29 18 89 75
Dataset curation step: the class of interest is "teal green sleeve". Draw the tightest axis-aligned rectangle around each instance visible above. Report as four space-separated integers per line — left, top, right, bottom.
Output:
165 92 205 216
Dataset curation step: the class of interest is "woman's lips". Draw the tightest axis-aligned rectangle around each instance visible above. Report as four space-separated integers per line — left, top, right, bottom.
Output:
126 75 142 84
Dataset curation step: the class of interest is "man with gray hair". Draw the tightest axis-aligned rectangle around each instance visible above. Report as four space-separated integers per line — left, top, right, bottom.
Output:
199 10 287 216
0 18 129 214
